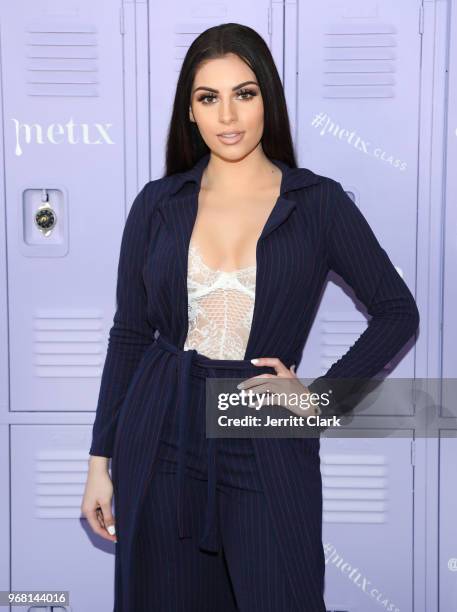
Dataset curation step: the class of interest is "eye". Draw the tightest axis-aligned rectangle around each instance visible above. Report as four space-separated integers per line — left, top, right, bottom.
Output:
197 93 217 104
236 88 257 100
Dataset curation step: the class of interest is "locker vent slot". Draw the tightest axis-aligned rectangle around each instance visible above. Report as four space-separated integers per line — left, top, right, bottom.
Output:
34 309 105 377
35 449 90 518
323 23 397 98
25 23 99 97
319 311 367 374
173 23 221 71
322 452 388 523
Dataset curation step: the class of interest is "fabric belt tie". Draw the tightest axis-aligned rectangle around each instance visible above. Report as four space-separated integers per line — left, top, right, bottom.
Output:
166 340 220 553
155 333 297 555
157 336 220 552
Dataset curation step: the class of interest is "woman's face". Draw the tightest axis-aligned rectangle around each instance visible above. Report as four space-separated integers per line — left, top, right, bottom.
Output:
189 53 264 160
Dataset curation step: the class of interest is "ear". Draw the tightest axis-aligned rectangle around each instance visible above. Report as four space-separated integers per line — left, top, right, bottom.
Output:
189 106 195 123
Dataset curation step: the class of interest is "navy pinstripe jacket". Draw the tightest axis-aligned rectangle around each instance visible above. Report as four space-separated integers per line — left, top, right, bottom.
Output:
89 152 419 458
88 152 419 611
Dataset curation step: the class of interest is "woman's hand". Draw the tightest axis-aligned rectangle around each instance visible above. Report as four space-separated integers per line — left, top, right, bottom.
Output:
81 457 117 543
237 357 321 418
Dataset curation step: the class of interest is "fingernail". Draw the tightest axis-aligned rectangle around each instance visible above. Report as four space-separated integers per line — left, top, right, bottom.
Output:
107 525 116 535
251 358 259 364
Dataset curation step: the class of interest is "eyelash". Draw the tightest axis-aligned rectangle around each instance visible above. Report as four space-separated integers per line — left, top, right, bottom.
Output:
197 88 258 105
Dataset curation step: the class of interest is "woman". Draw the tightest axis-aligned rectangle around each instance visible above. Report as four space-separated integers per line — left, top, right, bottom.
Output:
81 23 419 612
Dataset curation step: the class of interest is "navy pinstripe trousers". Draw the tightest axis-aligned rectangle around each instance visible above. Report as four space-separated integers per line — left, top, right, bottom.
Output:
135 462 301 611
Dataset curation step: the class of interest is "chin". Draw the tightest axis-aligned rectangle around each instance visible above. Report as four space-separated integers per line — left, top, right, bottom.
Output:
213 144 256 161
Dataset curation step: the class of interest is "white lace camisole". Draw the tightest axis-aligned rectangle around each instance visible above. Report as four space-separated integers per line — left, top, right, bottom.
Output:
183 240 256 360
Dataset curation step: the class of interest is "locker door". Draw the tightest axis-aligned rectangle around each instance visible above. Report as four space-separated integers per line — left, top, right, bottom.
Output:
291 1 423 610
440 2 457 611
321 436 413 612
439 434 457 611
2 1 134 413
0 5 9 603
294 0 420 384
148 0 285 173
11 425 114 612
442 0 457 387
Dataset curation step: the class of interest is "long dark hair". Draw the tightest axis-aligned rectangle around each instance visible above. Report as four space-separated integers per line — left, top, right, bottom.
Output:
164 23 297 176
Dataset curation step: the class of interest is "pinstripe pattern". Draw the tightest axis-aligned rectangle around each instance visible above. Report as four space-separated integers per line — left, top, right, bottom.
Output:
135 467 239 612
156 349 266 492
154 333 287 554
89 152 419 611
135 466 301 611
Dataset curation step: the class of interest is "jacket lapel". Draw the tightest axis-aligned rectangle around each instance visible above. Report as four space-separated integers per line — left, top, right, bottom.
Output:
157 153 322 348
158 191 198 297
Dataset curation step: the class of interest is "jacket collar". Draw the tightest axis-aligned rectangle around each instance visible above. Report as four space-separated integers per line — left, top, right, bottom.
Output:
167 152 322 197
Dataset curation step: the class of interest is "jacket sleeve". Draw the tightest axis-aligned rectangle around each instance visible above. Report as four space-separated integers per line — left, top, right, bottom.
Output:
307 180 420 417
89 183 156 457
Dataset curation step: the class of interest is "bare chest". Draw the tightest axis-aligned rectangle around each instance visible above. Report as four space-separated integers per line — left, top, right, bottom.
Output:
190 188 280 272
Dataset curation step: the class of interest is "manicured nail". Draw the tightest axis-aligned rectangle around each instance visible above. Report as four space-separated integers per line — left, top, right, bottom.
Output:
251 358 259 364
107 525 116 535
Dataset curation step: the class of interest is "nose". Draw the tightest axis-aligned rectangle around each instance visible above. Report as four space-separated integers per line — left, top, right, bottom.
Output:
218 96 237 123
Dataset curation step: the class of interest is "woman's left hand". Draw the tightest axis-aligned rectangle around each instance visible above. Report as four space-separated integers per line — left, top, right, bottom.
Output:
237 357 320 417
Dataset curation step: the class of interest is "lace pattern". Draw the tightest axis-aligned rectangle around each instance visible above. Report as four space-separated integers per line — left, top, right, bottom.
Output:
183 241 256 360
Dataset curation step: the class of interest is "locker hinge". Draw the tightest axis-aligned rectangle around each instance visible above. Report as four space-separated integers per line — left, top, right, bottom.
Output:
410 439 416 466
120 5 125 35
419 3 424 35
268 7 272 34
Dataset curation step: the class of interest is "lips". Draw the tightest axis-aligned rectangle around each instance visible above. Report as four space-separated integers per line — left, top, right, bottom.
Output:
217 131 245 145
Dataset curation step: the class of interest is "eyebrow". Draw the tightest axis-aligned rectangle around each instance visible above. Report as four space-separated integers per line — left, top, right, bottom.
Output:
192 80 259 94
